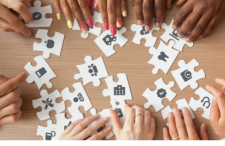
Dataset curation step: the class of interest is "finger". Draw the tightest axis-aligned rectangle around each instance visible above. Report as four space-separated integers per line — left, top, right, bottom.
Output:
124 105 135 127
149 117 155 140
98 0 109 30
0 72 28 97
60 0 73 29
0 19 15 32
176 0 188 7
199 123 209 140
215 78 225 90
110 109 122 134
0 110 22 125
0 98 22 119
166 0 174 9
133 106 145 129
121 0 128 17
0 74 9 84
200 17 219 38
134 0 144 25
54 0 62 20
88 125 113 140
0 87 21 109
108 0 117 35
163 127 171 140
116 0 122 28
142 0 153 31
144 111 151 130
131 0 135 7
77 0 93 28
62 118 85 135
155 0 165 27
168 112 179 139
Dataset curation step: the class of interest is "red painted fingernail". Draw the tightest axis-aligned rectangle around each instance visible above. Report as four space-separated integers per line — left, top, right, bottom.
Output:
104 23 109 30
116 20 122 28
110 28 117 35
87 20 93 28
94 0 97 8
88 0 92 6
80 25 87 33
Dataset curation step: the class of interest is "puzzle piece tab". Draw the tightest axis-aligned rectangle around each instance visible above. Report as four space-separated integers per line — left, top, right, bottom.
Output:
143 78 177 112
74 56 109 87
25 55 56 89
37 120 58 141
94 27 128 57
148 41 179 74
171 59 205 90
34 29 64 58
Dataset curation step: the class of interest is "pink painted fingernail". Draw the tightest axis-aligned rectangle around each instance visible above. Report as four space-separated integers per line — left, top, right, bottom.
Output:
87 20 93 28
104 23 109 30
94 0 97 8
116 20 122 28
80 25 87 33
110 27 117 35
88 0 92 6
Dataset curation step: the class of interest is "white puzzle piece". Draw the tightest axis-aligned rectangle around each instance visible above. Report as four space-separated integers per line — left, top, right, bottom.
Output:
143 78 176 112
189 87 213 119
61 82 92 114
74 56 109 87
73 12 102 38
32 90 65 121
37 120 58 140
25 55 56 89
103 73 132 104
161 19 193 51
131 19 159 47
171 59 205 91
94 27 128 57
148 41 179 74
34 29 64 59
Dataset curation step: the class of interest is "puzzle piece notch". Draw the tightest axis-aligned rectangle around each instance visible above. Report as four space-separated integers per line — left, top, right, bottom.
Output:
37 120 58 140
32 90 65 121
34 29 65 58
189 87 213 119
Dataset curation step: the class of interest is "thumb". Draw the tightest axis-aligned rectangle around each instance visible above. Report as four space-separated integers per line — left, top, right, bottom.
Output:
199 123 209 140
109 109 122 135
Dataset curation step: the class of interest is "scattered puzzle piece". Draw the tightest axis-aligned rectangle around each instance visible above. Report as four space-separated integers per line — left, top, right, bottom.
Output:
34 29 64 59
148 41 179 74
171 59 205 90
24 55 56 89
143 78 176 112
74 56 109 87
94 27 128 57
161 19 193 51
37 120 58 140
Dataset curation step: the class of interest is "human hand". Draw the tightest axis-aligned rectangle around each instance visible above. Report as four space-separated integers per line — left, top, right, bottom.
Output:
54 0 93 32
110 105 155 140
59 114 113 140
163 108 208 140
0 0 32 36
0 72 28 125
173 0 225 42
94 0 128 35
206 78 225 139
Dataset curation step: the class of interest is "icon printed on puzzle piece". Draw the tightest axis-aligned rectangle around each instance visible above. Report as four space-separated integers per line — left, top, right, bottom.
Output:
64 121 72 130
114 108 123 118
158 52 169 62
140 26 150 35
181 69 192 82
114 85 125 95
88 64 98 76
103 34 117 45
179 109 184 119
201 97 210 109
35 67 47 78
32 12 42 21
42 98 54 110
45 39 55 49
170 30 179 41
97 125 105 133
45 131 56 140
157 88 167 99
73 93 84 103
86 23 93 31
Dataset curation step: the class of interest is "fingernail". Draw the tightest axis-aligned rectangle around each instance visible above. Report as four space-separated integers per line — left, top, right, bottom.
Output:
26 31 32 37
163 128 167 133
94 114 100 118
199 36 203 39
172 25 177 30
67 20 72 29
94 0 97 8
215 78 220 82
88 0 92 6
186 38 192 42
107 125 112 130
104 23 109 30
168 112 172 118
110 28 117 35
24 72 29 78
122 11 127 17
155 22 160 28
117 20 122 28
57 13 60 20
87 20 93 28
145 25 150 31
80 25 87 33
172 108 177 113
103 117 110 121
138 19 142 25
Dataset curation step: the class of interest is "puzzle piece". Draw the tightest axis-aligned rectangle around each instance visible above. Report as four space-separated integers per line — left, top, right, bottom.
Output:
73 12 102 38
131 19 159 47
189 87 213 119
161 19 193 51
34 29 64 58
94 27 128 57
32 90 65 121
171 59 205 90
103 73 132 104
74 56 109 87
37 120 58 140
148 41 179 74
25 0 53 27
61 82 92 114
25 55 56 89
143 78 176 112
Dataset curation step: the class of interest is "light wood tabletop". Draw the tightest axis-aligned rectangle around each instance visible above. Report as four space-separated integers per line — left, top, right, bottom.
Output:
0 0 224 140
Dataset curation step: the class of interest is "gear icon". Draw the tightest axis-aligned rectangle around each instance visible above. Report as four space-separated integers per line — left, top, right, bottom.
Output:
157 88 167 98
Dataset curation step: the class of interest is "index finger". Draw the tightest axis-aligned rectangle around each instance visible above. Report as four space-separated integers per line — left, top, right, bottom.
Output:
109 109 122 134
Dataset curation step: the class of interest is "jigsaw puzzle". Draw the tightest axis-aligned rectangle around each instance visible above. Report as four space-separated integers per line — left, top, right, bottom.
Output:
73 12 102 38
103 73 132 104
34 29 64 59
171 59 205 91
37 120 58 140
61 82 92 114
189 87 213 119
143 78 177 112
24 55 56 89
94 27 128 57
32 90 65 121
161 19 193 51
74 56 109 87
148 41 179 74
131 19 159 47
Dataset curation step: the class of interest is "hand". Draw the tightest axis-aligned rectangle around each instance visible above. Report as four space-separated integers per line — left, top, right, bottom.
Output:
0 0 32 36
59 114 113 140
54 0 93 32
110 105 155 140
206 78 225 139
173 0 225 42
0 72 28 125
163 108 208 140
94 0 128 35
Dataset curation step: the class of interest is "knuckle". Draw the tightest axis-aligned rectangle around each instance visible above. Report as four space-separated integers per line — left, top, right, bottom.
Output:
107 5 115 13
10 17 20 25
9 92 19 102
70 4 79 12
196 24 203 31
60 0 66 7
129 108 135 114
86 128 93 136
77 123 85 129
143 4 150 12
99 4 107 12
216 91 224 98
135 0 142 6
91 135 99 140
155 4 164 11
184 19 193 26
14 3 24 12
78 0 86 9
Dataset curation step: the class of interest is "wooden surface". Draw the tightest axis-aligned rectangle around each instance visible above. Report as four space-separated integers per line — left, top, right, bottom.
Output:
0 0 224 140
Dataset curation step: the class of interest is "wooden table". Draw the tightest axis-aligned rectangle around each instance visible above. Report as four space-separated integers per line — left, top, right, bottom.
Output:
0 0 224 140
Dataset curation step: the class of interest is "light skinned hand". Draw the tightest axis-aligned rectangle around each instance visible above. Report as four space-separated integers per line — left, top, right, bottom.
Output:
59 114 113 140
163 107 208 140
110 104 155 140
